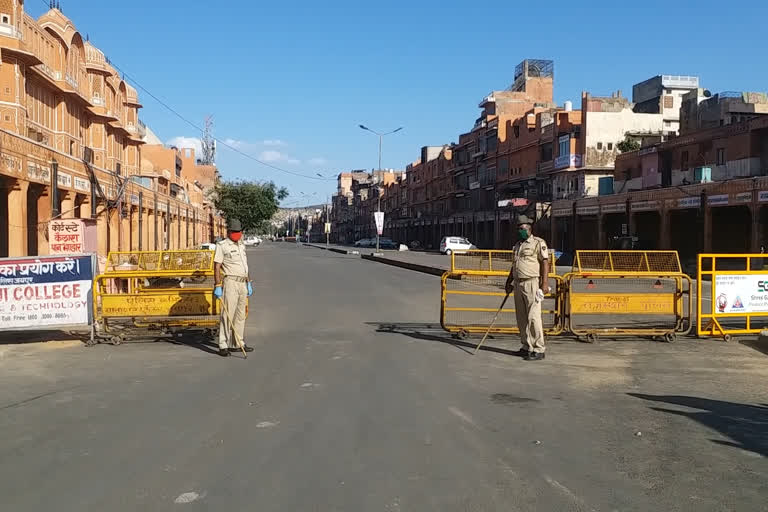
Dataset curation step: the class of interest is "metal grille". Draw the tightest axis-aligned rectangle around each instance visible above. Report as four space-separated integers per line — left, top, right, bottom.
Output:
574 251 681 273
442 273 561 334
107 251 214 273
452 250 515 273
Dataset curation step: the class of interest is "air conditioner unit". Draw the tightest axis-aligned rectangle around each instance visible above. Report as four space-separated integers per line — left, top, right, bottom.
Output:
693 166 712 183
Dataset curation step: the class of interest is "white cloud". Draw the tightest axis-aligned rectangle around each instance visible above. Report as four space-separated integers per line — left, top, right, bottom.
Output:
166 136 202 157
307 157 328 167
259 150 285 162
258 150 301 165
263 139 285 146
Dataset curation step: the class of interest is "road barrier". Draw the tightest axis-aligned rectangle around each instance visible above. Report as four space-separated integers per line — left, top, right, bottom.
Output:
92 250 219 345
441 250 692 343
697 253 768 341
440 271 565 339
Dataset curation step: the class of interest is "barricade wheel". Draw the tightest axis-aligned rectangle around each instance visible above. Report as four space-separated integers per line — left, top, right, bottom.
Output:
723 334 732 342
110 335 123 346
585 333 598 344
457 329 470 340
663 333 676 343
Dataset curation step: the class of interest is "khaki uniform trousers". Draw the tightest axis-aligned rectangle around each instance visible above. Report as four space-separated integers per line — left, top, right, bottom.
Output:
514 277 545 353
218 279 248 350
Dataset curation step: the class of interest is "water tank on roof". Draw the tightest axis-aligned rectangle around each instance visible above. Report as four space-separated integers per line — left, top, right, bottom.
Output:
564 101 573 112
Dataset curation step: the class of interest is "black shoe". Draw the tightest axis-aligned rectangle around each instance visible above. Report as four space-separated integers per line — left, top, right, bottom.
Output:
512 348 530 357
229 345 255 353
219 348 230 357
525 352 545 361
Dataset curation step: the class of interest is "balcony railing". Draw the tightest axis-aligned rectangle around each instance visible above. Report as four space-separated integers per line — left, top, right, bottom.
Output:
0 24 23 39
538 160 554 173
65 73 79 90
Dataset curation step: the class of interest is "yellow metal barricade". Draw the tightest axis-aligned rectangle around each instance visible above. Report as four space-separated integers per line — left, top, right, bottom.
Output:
440 271 565 338
697 253 768 341
93 250 219 343
451 250 516 274
565 250 692 342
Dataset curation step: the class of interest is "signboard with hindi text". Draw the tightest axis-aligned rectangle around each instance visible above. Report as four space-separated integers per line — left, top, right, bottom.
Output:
48 219 98 255
0 255 94 329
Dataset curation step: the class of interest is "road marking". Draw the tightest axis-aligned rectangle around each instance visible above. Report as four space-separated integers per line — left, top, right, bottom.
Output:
256 421 280 429
174 491 201 504
300 382 317 389
543 475 590 510
448 406 478 428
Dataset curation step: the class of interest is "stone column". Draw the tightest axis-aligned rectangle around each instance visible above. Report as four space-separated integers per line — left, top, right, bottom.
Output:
131 206 140 251
8 179 29 257
97 203 109 257
37 185 52 255
597 213 606 250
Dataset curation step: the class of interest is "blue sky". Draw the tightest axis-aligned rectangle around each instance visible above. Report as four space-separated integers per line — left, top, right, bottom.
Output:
30 0 768 206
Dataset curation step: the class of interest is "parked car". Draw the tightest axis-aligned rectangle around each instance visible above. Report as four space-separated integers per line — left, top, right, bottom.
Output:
354 238 372 247
440 236 476 255
200 242 217 251
244 236 262 247
378 238 399 250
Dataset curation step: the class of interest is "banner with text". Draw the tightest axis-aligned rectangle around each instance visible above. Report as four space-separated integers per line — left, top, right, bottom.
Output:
714 273 768 314
374 212 385 236
0 255 94 329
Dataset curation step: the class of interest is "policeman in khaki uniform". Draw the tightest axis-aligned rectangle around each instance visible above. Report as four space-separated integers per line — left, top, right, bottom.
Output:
505 215 550 361
213 219 254 357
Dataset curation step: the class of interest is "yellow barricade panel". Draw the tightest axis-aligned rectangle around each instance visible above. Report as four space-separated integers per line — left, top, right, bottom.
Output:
697 254 768 338
441 272 564 335
574 250 681 274
566 274 691 337
570 293 675 315
101 292 214 318
452 251 515 273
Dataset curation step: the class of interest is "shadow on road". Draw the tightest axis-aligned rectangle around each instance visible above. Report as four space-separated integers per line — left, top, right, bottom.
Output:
629 393 768 458
167 334 222 355
0 330 88 346
739 338 768 357
367 322 521 357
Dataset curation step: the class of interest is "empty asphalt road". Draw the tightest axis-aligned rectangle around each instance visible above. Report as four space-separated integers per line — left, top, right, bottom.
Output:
1 243 766 511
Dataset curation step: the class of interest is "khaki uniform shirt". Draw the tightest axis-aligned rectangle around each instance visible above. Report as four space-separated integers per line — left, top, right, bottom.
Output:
512 236 548 280
213 238 249 278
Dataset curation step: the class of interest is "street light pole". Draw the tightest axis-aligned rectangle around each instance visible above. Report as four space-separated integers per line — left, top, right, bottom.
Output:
359 124 403 253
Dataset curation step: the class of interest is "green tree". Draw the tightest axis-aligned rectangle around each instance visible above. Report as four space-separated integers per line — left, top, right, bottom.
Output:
213 180 288 232
617 137 641 153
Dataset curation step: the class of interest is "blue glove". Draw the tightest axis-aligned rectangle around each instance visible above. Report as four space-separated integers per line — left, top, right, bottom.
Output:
213 286 223 299
247 282 253 297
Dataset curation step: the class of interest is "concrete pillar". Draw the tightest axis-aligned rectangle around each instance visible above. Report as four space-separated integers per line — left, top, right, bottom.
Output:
750 204 760 253
597 214 606 249
703 204 712 253
120 208 130 251
658 209 671 250
8 180 29 257
60 192 75 219
108 209 119 253
130 207 139 251
79 196 91 219
97 204 109 257
37 186 52 255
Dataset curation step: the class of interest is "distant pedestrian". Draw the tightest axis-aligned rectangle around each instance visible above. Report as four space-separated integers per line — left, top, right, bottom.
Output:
505 215 550 361
213 219 254 357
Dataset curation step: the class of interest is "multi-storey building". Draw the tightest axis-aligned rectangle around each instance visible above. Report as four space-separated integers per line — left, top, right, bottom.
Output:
0 5 223 258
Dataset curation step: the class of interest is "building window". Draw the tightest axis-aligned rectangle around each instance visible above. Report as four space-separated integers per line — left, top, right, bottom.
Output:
664 121 672 127
607 142 613 151
597 142 603 150
0 14 9 24
717 148 726 165
558 135 569 157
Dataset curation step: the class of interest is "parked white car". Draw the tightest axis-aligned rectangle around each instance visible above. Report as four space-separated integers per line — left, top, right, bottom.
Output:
440 236 476 255
244 236 262 247
200 242 217 251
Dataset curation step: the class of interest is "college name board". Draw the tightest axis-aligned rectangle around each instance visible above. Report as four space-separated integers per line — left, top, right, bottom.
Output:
0 255 93 328
714 274 768 314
